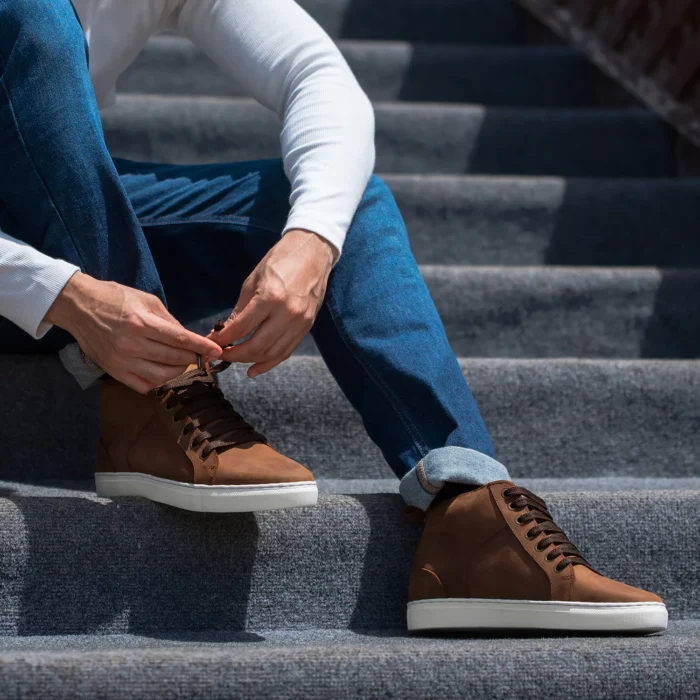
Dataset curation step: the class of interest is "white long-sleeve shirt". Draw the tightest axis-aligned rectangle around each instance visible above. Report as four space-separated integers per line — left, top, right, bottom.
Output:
0 0 375 339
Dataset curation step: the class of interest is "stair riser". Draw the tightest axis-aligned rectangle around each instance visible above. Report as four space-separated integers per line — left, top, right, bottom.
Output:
118 39 596 107
295 0 525 44
2 357 699 482
0 491 696 636
384 177 700 267
102 98 673 177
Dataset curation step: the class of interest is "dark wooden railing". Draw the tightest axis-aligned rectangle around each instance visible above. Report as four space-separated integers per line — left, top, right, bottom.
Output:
516 0 700 146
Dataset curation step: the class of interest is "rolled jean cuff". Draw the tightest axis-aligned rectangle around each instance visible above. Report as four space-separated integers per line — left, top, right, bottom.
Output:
399 446 510 511
59 342 105 390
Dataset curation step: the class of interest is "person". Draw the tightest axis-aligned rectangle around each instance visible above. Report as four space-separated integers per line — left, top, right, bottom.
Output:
0 0 667 634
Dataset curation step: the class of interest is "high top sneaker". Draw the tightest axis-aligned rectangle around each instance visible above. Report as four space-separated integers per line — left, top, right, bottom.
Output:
407 481 667 633
95 362 317 512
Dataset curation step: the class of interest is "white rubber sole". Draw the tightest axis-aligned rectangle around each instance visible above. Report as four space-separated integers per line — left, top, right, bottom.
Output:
95 472 318 513
407 598 668 634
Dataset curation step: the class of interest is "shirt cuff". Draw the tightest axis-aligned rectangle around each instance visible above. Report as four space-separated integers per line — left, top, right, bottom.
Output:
282 214 346 263
27 260 80 340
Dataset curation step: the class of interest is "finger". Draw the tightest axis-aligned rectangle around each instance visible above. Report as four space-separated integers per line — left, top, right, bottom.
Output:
248 357 286 378
119 370 156 395
144 315 223 358
248 329 307 377
135 337 199 367
207 280 256 341
128 357 190 387
212 296 271 348
220 313 292 364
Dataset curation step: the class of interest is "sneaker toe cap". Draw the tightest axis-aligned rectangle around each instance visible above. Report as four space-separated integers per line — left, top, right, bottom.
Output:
214 442 315 486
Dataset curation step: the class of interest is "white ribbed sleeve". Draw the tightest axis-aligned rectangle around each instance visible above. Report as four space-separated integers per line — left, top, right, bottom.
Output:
0 230 79 338
174 0 376 255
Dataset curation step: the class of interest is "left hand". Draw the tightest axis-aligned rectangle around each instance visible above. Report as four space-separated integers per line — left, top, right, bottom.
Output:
209 229 337 377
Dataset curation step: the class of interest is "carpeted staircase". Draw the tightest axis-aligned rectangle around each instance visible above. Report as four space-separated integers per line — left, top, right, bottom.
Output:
1 0 699 697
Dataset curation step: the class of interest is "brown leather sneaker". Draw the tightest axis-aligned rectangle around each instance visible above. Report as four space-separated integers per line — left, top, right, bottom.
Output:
95 362 317 512
407 481 667 633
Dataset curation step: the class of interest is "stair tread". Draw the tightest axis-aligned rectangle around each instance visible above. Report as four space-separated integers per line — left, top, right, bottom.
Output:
4 477 700 497
1 620 697 652
119 37 597 107
102 96 673 177
0 624 697 700
1 489 698 634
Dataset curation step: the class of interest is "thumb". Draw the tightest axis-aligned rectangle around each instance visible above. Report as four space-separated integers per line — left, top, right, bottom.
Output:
208 281 257 345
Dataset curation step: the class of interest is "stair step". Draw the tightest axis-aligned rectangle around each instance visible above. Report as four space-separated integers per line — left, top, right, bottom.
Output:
188 266 700 359
2 622 696 699
102 96 673 177
3 356 699 482
383 176 700 266
119 37 596 107
0 485 697 635
295 0 525 44
423 266 700 359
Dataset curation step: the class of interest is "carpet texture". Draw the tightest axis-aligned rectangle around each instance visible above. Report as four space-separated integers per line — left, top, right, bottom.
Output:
101 97 674 176
0 487 697 636
119 37 598 107
1 0 699 695
0 625 698 700
3 356 700 481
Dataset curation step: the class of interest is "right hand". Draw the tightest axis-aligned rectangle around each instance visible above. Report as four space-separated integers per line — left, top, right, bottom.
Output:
44 272 222 393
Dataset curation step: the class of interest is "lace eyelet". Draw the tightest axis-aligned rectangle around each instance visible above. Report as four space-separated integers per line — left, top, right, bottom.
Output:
508 501 521 511
546 552 557 562
502 488 514 499
525 530 537 540
515 515 526 525
536 541 547 552
555 562 567 573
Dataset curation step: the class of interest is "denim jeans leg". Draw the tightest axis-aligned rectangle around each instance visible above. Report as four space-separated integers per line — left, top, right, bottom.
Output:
0 0 164 357
311 176 510 509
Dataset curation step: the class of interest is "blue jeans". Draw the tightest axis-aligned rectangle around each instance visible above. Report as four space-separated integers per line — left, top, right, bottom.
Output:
0 0 509 508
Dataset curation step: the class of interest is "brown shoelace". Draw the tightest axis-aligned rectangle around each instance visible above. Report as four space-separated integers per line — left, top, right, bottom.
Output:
155 361 266 459
503 486 593 573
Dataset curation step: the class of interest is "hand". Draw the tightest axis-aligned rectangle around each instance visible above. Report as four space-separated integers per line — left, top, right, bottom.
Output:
210 229 337 378
44 272 223 393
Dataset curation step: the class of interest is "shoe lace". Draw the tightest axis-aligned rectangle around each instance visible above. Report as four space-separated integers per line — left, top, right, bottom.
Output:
154 360 266 459
503 486 593 573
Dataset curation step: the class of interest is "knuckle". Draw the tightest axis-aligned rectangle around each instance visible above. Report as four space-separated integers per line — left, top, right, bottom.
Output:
286 300 305 317
173 331 188 346
264 287 286 304
113 335 132 353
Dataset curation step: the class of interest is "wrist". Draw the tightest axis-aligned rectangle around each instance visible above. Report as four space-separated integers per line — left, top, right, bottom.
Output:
284 228 338 267
43 271 92 332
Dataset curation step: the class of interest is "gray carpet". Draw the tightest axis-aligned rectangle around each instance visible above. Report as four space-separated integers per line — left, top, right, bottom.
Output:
1 0 699 696
4 356 699 482
102 96 674 176
0 487 697 635
0 624 698 699
119 36 598 107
